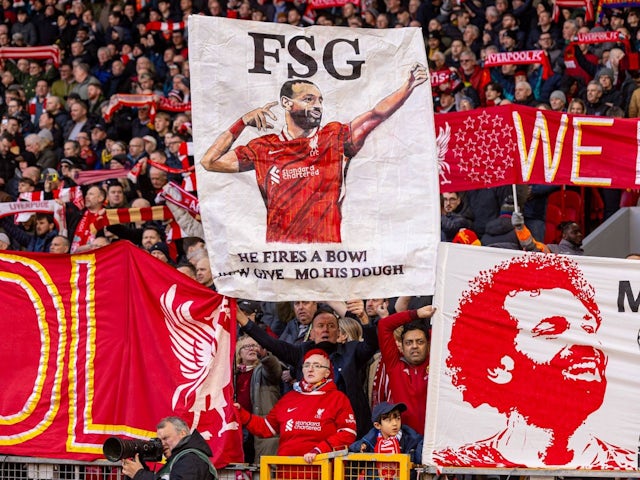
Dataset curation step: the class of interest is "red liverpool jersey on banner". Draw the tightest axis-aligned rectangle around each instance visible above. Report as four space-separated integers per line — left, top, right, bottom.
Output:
0 242 242 468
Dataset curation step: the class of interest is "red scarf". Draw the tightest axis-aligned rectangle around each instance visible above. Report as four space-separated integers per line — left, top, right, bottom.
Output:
375 434 401 480
71 208 106 253
295 377 332 393
374 434 401 454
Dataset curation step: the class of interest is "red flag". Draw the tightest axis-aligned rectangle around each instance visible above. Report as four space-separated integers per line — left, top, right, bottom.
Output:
434 104 640 191
0 242 243 467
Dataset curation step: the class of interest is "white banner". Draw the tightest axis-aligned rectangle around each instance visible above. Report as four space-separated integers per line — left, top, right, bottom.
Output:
189 17 439 301
424 243 640 471
0 199 67 237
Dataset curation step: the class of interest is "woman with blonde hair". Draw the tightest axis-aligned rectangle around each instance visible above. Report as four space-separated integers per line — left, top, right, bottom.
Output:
234 335 282 463
337 317 363 343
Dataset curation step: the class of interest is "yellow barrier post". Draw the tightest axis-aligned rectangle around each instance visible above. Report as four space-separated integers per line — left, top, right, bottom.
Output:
260 450 347 480
334 453 412 480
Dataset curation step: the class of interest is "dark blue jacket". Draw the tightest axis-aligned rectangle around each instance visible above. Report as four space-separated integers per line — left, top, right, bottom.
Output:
0 217 57 252
349 424 424 465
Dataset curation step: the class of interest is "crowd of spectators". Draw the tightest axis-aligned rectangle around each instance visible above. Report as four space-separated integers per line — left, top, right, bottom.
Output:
0 0 631 260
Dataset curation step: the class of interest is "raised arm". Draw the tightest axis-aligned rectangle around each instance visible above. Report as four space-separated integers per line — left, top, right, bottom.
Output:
378 306 435 367
200 101 279 173
350 63 428 150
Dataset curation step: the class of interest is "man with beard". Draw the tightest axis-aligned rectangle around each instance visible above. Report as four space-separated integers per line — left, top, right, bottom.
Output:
432 254 634 468
0 212 58 252
201 64 428 243
512 214 584 255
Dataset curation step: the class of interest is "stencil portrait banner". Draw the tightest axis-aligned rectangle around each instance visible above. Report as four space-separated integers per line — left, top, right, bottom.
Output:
190 17 439 301
424 243 640 471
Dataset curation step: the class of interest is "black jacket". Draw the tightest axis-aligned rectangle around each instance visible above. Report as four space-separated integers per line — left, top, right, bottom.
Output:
135 430 215 480
481 215 519 248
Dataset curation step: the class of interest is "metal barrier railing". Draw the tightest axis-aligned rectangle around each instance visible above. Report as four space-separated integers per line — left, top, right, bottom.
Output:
259 450 346 480
2 455 638 480
0 457 259 480
334 453 413 480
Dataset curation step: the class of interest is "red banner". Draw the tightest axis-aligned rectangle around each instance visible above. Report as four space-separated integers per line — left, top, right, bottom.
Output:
435 104 640 191
0 242 242 467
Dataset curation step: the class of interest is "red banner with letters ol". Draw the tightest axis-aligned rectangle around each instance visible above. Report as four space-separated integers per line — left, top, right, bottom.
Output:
435 104 640 192
0 241 242 468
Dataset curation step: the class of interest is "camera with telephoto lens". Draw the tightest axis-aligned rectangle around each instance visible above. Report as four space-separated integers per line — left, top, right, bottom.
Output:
103 436 163 462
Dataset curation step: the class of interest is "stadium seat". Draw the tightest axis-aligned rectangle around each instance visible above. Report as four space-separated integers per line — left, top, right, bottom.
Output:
548 189 584 230
589 188 605 227
544 203 564 244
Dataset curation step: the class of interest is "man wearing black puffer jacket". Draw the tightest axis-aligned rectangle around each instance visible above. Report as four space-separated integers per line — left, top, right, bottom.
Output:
122 416 217 480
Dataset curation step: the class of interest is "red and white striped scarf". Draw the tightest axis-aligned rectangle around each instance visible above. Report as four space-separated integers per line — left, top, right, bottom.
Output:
553 0 594 22
160 181 200 217
71 208 106 253
0 46 61 66
29 96 47 124
75 168 130 186
104 205 186 254
178 141 196 192
104 94 156 122
145 21 186 32
157 96 191 114
105 205 172 225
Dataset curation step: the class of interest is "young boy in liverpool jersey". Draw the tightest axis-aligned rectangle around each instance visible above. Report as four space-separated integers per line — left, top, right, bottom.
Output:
201 64 428 244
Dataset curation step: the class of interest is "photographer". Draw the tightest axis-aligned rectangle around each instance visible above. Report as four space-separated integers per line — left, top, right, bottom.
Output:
121 417 217 480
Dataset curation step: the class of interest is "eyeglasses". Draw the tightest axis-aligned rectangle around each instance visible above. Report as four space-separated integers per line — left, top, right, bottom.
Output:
460 59 473 63
240 344 259 351
302 363 330 370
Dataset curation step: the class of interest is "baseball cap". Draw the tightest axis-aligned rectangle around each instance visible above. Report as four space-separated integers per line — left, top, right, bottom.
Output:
371 402 407 423
0 232 9 245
